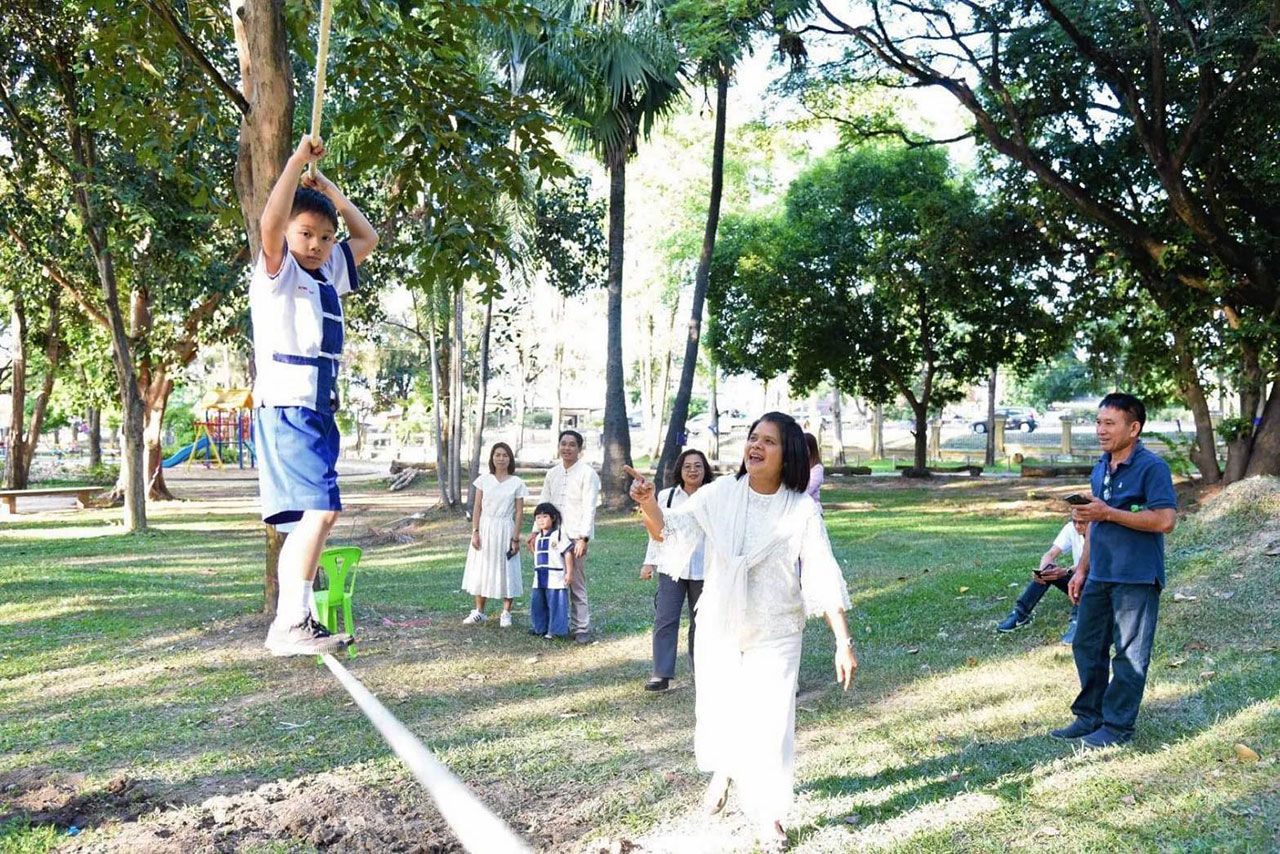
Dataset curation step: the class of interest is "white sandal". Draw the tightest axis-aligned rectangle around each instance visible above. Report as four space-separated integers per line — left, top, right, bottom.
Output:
701 772 731 816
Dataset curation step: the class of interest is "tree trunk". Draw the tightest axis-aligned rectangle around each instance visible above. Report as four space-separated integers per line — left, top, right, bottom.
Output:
514 342 529 458
87 405 102 469
1223 344 1262 483
142 367 177 500
552 294 566 438
871 403 884 458
831 390 846 465
649 301 678 459
427 285 451 506
1243 378 1280 478
229 0 294 263
449 285 465 504
263 525 285 614
4 288 28 490
656 70 729 491
66 121 146 529
467 288 494 511
19 291 62 486
1171 328 1221 483
600 154 633 509
708 364 720 462
640 310 654 453
102 267 148 532
229 0 294 598
909 400 930 475
984 366 997 467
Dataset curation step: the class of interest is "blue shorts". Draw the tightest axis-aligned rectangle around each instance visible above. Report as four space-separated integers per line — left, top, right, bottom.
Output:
255 406 341 525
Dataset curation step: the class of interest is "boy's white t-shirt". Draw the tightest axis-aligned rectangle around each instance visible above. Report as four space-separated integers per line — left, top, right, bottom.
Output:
250 241 357 411
1053 521 1085 568
532 529 574 590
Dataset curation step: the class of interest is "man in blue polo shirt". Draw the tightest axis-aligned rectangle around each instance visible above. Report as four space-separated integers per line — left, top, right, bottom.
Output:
1050 393 1178 748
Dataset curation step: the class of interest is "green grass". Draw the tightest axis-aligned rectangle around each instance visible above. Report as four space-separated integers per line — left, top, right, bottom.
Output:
0 477 1277 852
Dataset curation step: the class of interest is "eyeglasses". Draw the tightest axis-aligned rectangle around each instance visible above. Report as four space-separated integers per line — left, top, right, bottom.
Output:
1102 469 1112 501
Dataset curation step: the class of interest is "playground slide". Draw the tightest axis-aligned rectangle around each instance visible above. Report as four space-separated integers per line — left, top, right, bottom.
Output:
162 436 211 468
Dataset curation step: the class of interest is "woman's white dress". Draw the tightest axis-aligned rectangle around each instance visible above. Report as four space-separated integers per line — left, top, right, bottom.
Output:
660 474 850 823
461 473 528 598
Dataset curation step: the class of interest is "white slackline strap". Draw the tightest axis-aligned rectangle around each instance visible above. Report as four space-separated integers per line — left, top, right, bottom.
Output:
321 654 531 853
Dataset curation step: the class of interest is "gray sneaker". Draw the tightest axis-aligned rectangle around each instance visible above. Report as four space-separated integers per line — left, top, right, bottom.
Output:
265 616 353 657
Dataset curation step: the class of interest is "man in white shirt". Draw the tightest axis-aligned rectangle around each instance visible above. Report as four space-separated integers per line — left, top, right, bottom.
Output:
996 517 1085 643
540 430 601 644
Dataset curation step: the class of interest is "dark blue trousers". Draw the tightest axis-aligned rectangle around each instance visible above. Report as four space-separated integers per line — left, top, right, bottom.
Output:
531 587 569 637
1070 579 1161 738
1015 574 1079 620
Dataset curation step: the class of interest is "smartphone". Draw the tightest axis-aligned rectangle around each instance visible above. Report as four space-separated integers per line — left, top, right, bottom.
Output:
1065 493 1092 506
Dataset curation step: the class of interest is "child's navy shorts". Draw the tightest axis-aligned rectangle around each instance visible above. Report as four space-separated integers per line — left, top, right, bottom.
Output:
255 406 342 525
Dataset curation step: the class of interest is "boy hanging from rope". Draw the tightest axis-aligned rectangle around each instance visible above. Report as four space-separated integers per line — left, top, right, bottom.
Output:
253 135 378 656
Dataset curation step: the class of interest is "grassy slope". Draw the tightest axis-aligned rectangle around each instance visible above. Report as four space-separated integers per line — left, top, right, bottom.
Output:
0 478 1276 852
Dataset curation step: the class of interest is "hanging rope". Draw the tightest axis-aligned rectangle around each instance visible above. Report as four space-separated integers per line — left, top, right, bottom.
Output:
307 0 335 177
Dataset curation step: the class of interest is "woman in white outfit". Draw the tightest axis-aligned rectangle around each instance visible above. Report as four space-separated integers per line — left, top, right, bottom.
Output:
639 448 713 692
462 443 528 627
626 412 857 847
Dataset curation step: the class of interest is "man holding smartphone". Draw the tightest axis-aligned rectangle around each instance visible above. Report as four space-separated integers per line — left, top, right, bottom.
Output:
1051 393 1178 749
996 515 1086 642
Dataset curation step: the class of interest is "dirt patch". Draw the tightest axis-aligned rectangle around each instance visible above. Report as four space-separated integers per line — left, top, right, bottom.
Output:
0 768 174 835
54 773 458 853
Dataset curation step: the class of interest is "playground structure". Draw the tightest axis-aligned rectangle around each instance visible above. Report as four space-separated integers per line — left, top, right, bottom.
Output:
163 388 257 469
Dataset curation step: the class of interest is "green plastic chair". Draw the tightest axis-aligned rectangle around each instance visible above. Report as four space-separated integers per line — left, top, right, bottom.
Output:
313 545 362 659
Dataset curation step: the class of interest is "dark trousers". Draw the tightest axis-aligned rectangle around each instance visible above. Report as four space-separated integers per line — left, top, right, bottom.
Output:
1071 580 1161 738
652 574 703 679
1015 574 1079 620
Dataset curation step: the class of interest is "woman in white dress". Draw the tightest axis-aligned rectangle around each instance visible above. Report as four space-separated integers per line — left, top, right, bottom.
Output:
626 412 857 847
462 443 528 628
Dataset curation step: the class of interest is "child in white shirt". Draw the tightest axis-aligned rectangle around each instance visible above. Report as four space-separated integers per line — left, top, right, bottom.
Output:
528 502 576 639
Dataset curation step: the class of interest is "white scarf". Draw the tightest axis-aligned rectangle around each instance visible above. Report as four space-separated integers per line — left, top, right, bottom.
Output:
664 475 813 643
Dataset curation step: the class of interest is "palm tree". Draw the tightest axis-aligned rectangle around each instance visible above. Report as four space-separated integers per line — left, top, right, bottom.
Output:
530 0 685 508
654 0 809 488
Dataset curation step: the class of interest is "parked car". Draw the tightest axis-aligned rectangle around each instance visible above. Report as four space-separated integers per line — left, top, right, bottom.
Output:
687 408 750 436
972 407 1039 433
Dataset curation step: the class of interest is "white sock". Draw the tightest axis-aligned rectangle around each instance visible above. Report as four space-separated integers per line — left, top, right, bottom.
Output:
302 578 318 621
274 572 309 627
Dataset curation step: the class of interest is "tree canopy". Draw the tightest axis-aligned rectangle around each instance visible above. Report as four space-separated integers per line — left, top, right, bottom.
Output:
709 142 1064 469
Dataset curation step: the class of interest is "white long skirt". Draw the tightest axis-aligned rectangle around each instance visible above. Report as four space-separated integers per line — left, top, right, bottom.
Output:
461 515 523 599
694 629 804 822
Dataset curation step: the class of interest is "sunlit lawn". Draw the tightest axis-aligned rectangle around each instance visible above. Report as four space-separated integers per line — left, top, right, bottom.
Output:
1 474 1277 852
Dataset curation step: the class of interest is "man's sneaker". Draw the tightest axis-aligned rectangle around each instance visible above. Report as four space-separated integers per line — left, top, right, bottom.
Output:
996 611 1034 633
1049 718 1099 741
644 677 671 692
499 611 513 628
1081 727 1130 749
265 616 353 657
1060 619 1078 645
462 609 486 625
575 632 591 645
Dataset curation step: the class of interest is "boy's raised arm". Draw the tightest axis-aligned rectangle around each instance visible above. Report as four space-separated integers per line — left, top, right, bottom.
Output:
304 170 378 265
260 136 324 276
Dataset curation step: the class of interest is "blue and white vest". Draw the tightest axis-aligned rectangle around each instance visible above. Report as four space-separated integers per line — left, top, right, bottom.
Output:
249 241 357 413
